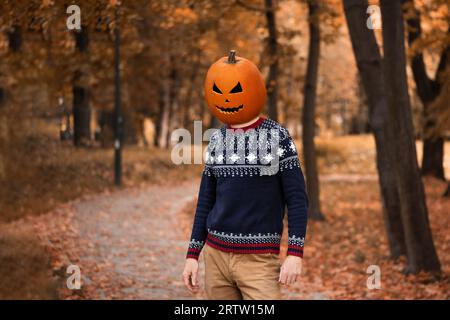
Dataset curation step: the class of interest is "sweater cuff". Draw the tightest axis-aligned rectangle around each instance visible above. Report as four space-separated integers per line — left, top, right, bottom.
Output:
186 239 205 260
287 235 304 258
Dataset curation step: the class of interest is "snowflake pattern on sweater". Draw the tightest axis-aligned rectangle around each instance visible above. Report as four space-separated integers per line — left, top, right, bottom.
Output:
186 118 308 260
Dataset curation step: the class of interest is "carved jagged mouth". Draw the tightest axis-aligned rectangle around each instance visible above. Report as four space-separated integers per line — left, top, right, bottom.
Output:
215 104 244 114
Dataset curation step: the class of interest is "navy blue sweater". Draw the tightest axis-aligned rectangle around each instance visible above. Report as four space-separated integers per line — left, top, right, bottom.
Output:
187 118 308 259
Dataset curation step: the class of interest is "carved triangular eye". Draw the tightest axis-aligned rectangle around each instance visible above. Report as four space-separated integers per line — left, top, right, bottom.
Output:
229 82 243 93
213 83 222 94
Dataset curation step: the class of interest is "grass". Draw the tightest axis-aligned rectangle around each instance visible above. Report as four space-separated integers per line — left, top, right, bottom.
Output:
0 227 58 299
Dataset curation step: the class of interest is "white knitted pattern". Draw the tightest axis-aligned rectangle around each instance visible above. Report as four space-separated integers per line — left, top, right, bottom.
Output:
288 235 305 247
203 119 300 177
208 229 282 245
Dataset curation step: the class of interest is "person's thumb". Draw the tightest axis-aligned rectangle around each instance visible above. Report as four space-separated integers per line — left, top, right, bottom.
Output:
191 269 198 286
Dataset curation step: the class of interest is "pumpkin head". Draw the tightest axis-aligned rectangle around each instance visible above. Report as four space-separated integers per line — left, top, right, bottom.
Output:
204 50 267 125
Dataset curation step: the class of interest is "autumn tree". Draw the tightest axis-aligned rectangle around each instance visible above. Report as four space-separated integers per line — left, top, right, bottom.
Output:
380 0 440 274
302 0 324 220
403 0 449 180
72 27 91 146
264 0 279 121
344 0 443 272
235 0 283 122
343 0 406 258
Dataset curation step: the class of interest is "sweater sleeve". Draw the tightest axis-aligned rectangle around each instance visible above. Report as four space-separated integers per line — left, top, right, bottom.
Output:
278 131 308 258
186 164 216 260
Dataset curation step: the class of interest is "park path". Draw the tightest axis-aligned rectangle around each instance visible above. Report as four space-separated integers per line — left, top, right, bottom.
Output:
26 180 204 299
70 180 202 299
19 175 377 299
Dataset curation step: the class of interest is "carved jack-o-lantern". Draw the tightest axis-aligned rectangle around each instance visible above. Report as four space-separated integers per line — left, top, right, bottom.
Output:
204 50 267 125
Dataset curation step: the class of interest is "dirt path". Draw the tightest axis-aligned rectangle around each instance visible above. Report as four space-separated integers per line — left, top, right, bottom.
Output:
21 180 203 299
73 181 204 299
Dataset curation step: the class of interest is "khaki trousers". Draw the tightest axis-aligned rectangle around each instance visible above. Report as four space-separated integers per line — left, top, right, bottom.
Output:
203 244 282 300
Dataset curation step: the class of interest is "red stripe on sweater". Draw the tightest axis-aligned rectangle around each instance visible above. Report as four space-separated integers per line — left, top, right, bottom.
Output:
186 253 200 259
206 239 280 254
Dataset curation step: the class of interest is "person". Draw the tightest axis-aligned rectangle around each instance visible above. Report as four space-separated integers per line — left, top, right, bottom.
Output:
182 50 308 300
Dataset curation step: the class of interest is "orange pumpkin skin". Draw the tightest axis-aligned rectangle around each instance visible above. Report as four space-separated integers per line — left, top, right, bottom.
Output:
204 54 267 125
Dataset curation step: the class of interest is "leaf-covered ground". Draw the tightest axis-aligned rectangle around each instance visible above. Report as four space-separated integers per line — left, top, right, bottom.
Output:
15 175 446 300
286 177 449 299
181 176 450 300
2 135 449 299
10 180 203 299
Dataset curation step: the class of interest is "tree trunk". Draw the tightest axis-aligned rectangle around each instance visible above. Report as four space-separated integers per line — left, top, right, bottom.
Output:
154 90 164 147
302 0 324 221
183 52 201 131
75 27 89 53
350 75 370 134
265 0 279 121
283 56 295 128
72 27 90 147
168 68 181 143
183 76 195 132
0 114 8 181
157 76 171 149
403 0 446 180
7 25 22 52
183 83 193 131
343 0 406 258
422 137 445 178
444 183 450 197
0 88 5 106
380 0 440 274
98 110 114 147
72 86 91 146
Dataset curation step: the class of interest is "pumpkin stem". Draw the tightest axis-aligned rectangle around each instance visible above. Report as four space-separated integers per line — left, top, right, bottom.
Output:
228 50 237 63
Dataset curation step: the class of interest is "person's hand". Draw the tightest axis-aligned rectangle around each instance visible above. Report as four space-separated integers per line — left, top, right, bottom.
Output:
279 255 302 285
183 258 200 293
